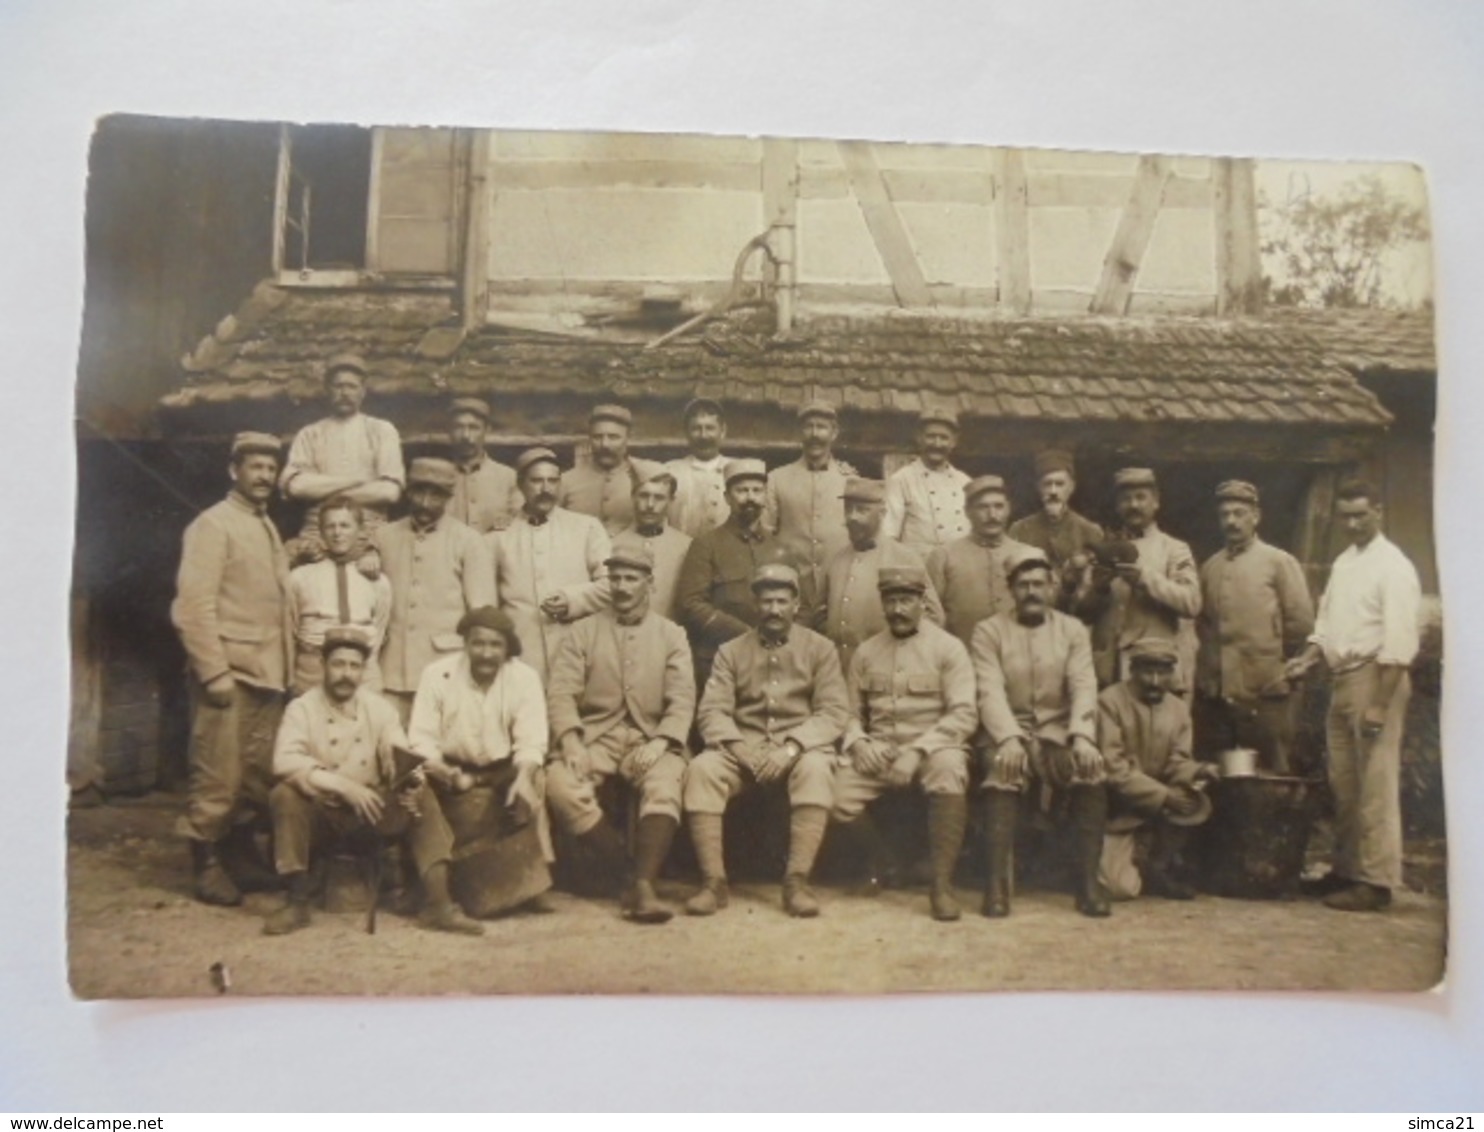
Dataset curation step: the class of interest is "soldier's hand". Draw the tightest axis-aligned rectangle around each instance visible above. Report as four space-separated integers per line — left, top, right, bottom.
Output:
854 738 893 777
1070 736 1103 781
994 738 1030 787
754 743 794 785
624 738 669 781
883 749 920 788
561 733 593 781
356 548 383 580
1165 786 1202 818
1283 655 1314 682
541 594 571 622
1114 561 1144 588
506 765 542 817
203 674 236 709
340 780 385 825
489 516 512 533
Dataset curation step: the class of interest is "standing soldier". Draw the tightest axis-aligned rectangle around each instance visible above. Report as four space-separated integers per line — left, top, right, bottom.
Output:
375 458 494 724
559 404 662 536
972 547 1109 918
675 458 794 687
171 432 293 906
928 475 1036 649
832 566 976 921
682 565 851 918
882 407 971 555
545 535 696 924
619 469 692 621
1285 479 1422 913
665 397 733 538
1077 467 1202 688
1195 480 1315 772
446 396 521 535
279 352 405 559
1008 449 1104 608
765 400 853 597
492 447 612 683
1099 638 1219 901
817 477 943 674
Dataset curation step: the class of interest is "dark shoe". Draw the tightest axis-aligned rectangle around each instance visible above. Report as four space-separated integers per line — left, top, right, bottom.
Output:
262 899 310 936
981 882 1011 918
220 826 281 894
1323 882 1392 913
623 879 674 925
191 841 242 907
982 791 1017 918
930 883 962 922
521 891 558 915
782 874 820 918
1300 871 1353 898
685 878 729 917
1143 868 1197 901
1076 883 1112 918
419 902 486 935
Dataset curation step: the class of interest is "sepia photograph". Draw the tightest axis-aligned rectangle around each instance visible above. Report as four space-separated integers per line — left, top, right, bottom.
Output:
66 117 1445 999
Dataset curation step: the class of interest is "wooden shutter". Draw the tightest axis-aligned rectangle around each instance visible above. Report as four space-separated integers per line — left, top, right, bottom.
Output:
368 127 463 275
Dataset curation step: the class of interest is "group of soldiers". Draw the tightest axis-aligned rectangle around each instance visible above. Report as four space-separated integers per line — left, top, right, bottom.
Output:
170 350 1424 938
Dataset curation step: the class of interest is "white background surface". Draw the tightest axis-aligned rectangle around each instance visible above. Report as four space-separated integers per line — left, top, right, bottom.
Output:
0 0 1479 1111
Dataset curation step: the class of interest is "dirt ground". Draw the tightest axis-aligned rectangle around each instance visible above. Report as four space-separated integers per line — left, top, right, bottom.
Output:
67 793 1447 999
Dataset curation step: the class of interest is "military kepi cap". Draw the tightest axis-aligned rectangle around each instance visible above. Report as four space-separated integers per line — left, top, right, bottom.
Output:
1216 479 1260 506
964 474 1009 502
514 447 561 478
605 533 656 573
407 457 458 492
590 403 633 427
1035 448 1076 479
324 352 368 379
877 565 929 594
1114 467 1158 490
683 396 724 421
797 399 838 422
840 477 885 504
751 562 801 594
450 397 492 422
321 626 373 658
918 406 960 430
724 458 768 486
231 431 281 461
1004 544 1053 580
1128 637 1179 666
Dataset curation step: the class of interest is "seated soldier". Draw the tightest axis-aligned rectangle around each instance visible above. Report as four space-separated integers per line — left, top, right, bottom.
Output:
972 547 1110 918
1099 637 1218 900
832 566 976 921
682 564 851 918
264 627 483 936
545 534 696 924
407 605 553 915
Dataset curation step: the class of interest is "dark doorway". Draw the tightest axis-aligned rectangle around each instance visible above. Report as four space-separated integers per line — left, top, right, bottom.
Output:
281 124 373 271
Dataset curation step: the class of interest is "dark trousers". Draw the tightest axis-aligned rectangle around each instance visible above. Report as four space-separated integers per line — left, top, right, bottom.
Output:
269 780 455 878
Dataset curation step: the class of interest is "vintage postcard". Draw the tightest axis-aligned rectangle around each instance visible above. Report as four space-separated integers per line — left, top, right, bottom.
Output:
68 117 1443 997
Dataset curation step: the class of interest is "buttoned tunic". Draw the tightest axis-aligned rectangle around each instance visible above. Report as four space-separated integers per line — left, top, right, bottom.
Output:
1080 524 1201 686
280 413 405 541
882 458 971 554
288 557 392 693
675 519 795 676
665 453 732 538
172 491 292 692
450 455 522 534
273 686 404 791
1196 537 1314 700
618 523 693 621
489 508 611 682
407 653 548 771
816 540 945 673
765 457 852 586
698 626 851 753
927 534 1037 648
1007 509 1104 570
559 457 663 536
971 609 1099 749
1098 680 1201 823
375 515 494 695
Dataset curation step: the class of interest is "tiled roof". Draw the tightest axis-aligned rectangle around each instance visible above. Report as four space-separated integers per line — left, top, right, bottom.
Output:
1272 308 1437 376
159 283 1393 430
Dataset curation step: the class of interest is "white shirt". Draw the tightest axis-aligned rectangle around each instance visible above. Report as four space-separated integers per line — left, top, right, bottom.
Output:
665 454 731 538
1311 533 1421 670
289 557 392 652
883 458 971 552
407 652 549 770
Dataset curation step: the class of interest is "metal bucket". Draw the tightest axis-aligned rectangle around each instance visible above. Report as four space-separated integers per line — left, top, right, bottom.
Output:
1199 774 1318 899
1219 747 1259 778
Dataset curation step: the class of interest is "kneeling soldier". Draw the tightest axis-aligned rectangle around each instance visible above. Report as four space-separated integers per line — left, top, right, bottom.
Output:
545 534 696 923
972 547 1110 918
265 627 482 936
832 566 976 921
683 564 851 918
1099 637 1218 900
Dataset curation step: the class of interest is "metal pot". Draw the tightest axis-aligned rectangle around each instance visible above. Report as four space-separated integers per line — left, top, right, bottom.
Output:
1219 747 1259 778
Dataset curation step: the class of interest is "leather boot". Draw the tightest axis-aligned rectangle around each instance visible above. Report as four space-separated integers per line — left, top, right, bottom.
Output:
624 814 677 924
841 811 899 895
685 812 728 916
927 794 967 922
263 872 311 935
578 820 631 896
1071 786 1111 918
220 823 281 893
782 873 821 918
981 791 1016 918
191 840 242 907
418 861 485 935
684 878 729 916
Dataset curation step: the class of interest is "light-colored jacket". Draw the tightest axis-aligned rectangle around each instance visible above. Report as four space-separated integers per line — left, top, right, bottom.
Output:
1098 680 1201 824
1197 537 1314 700
1078 524 1201 686
971 609 1098 749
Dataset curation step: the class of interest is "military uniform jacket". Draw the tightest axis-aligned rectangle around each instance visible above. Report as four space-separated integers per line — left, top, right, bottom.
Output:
273 686 406 791
1098 680 1200 819
559 457 664 536
619 523 692 621
1078 524 1201 685
927 534 1037 648
699 626 851 754
882 458 971 554
1196 536 1314 700
816 540 945 673
665 453 731 538
765 457 853 583
547 608 696 750
489 507 611 681
374 515 495 694
1007 509 1104 570
450 455 522 534
676 519 795 669
844 621 977 755
971 609 1098 750
172 492 292 692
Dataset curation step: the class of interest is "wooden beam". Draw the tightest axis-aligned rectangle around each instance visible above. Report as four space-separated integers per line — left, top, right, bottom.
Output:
1293 465 1340 592
271 124 290 275
838 140 934 309
1214 157 1262 315
796 165 1212 207
1090 155 1173 315
762 137 799 332
460 129 491 331
993 148 1032 314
